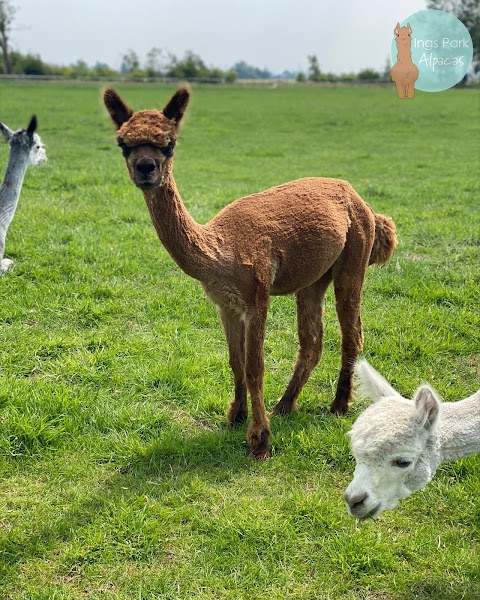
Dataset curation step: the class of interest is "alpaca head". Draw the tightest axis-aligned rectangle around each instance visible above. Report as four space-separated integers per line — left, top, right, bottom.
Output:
104 88 190 190
0 116 47 166
344 361 441 519
394 22 413 48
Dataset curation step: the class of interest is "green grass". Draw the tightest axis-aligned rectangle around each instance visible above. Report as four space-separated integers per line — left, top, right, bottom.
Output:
0 81 479 599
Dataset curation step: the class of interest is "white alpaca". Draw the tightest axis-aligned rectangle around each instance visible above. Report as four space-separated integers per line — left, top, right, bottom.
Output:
344 360 480 519
0 116 46 274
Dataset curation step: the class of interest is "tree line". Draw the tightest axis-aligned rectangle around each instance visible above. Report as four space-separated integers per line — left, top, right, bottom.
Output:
1 47 240 81
0 46 393 82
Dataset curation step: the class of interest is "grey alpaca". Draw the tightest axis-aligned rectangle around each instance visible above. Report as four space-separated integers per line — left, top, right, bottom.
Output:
0 116 46 274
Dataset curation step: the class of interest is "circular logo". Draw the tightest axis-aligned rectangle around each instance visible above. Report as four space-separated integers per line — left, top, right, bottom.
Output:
390 9 473 92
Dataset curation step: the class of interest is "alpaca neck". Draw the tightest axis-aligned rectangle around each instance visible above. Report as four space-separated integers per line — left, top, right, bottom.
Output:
0 148 29 261
142 164 213 280
0 148 29 223
439 391 480 463
396 44 413 63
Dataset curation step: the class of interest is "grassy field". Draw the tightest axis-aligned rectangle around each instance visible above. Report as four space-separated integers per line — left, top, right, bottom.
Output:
0 81 479 599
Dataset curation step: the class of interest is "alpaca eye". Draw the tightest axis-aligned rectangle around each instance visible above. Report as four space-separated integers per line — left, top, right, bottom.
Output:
119 143 131 158
161 140 176 158
393 458 412 468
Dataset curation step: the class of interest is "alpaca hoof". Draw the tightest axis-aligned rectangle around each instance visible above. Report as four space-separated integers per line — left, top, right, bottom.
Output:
271 398 295 417
247 426 270 460
249 447 270 460
227 403 248 427
0 258 14 274
330 402 349 416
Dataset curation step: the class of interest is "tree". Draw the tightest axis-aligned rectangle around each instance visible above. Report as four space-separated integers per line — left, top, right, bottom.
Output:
225 69 237 83
20 52 48 75
0 0 17 74
93 62 116 77
9 50 49 75
145 46 164 77
427 0 480 71
70 60 89 78
358 68 381 80
232 61 271 79
307 54 321 81
166 50 208 79
120 49 140 74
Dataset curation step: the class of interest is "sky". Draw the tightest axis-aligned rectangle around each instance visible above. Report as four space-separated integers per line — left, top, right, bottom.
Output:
10 0 427 75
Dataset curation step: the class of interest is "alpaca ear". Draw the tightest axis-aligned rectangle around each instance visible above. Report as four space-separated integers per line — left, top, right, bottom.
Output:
407 23 412 35
394 22 400 35
0 120 13 142
26 115 37 137
162 88 190 123
413 385 441 431
104 88 134 129
354 360 401 403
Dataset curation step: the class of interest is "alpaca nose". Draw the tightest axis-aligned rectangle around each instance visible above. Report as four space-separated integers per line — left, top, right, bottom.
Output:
344 490 368 509
136 157 156 174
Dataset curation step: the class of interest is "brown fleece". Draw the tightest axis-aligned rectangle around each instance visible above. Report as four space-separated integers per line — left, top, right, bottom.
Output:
104 87 397 459
370 214 397 265
118 110 176 147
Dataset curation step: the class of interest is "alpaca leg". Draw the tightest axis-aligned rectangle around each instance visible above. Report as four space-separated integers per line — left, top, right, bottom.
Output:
272 270 333 416
0 230 13 274
406 82 415 98
0 258 14 274
219 307 248 425
0 227 6 263
244 302 270 459
330 272 364 415
395 82 405 98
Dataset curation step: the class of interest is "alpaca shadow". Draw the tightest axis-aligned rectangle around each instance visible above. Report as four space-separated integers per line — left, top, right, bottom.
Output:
0 429 252 585
118 422 254 480
0 474 113 577
270 404 354 468
0 410 343 581
115 398 352 481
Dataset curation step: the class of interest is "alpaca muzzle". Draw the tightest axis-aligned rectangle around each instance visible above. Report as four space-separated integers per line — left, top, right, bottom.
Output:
344 489 382 519
134 156 160 188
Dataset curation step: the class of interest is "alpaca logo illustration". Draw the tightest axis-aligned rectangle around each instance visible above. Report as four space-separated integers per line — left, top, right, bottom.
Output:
390 22 419 99
390 10 473 95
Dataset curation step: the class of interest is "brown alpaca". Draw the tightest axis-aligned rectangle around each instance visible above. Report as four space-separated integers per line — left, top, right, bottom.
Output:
104 88 397 459
390 22 419 99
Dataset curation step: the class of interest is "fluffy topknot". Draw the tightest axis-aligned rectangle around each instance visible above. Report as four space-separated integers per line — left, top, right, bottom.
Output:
117 110 176 147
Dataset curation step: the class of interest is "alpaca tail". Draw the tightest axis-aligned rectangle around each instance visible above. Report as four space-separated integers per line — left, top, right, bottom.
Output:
369 213 397 265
